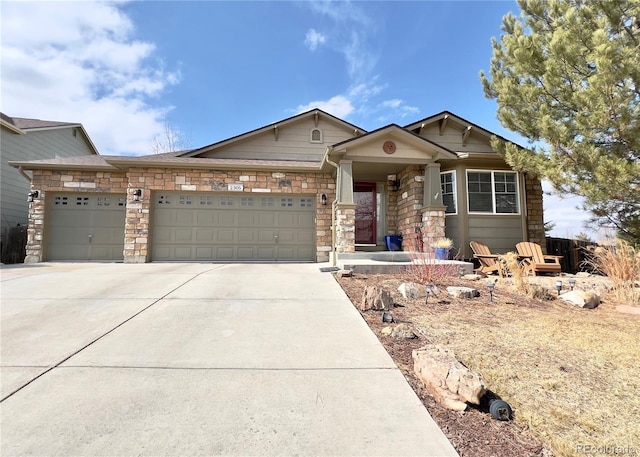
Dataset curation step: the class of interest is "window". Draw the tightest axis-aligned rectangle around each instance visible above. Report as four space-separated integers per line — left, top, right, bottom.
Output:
467 170 519 214
440 171 457 214
310 128 323 143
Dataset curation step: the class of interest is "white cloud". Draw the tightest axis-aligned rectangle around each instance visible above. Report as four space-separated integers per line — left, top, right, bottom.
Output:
304 29 326 51
295 95 354 118
541 181 601 240
0 1 179 156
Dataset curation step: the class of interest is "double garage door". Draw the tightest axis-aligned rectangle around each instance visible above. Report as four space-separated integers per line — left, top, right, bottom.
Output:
46 192 316 262
152 192 316 262
47 193 126 261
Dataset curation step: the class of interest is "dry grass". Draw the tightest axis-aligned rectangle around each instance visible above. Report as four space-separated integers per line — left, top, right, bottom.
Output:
411 284 640 457
583 240 640 305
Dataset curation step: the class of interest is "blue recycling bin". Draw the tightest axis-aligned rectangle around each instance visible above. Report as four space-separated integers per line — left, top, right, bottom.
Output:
384 235 403 251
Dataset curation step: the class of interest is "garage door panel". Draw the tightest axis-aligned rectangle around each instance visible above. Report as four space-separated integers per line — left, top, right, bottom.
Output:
217 230 235 242
47 193 125 261
173 247 193 260
217 212 236 226
175 229 195 242
237 247 255 260
237 212 256 226
258 231 275 243
216 247 235 260
152 192 315 261
237 230 255 242
175 212 195 226
257 213 276 226
196 247 214 259
196 229 215 242
196 212 215 225
257 247 275 260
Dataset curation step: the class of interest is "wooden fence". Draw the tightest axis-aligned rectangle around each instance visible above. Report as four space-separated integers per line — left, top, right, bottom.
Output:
1 225 27 264
545 236 598 274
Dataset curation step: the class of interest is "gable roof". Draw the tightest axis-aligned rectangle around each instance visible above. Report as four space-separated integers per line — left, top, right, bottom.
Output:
404 110 524 149
182 109 366 158
0 112 100 155
329 123 458 160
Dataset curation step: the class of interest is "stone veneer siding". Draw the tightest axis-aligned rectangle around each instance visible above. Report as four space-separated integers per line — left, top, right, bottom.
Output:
25 168 335 263
395 165 425 249
524 173 545 252
335 204 356 254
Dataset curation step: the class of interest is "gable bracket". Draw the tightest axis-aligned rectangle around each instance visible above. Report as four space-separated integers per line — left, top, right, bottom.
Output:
439 115 449 136
461 126 472 146
274 125 279 141
419 123 426 134
314 111 319 127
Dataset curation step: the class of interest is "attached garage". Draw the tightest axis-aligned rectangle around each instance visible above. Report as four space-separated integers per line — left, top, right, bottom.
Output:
151 192 316 261
47 193 126 261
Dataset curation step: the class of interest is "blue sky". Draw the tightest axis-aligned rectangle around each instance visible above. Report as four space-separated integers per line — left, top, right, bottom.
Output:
0 0 596 239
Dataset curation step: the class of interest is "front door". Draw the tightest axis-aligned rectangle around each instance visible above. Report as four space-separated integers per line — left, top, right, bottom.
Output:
354 182 376 244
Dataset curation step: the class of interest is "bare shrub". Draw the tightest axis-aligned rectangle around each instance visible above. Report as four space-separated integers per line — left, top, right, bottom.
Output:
583 240 640 305
402 227 457 284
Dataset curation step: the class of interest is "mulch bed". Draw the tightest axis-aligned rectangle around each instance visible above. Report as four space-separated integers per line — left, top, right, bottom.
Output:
335 273 551 457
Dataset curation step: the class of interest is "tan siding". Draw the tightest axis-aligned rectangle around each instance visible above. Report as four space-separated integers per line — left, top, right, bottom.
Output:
199 118 355 161
444 216 459 253
1 126 95 234
420 124 494 154
468 215 522 254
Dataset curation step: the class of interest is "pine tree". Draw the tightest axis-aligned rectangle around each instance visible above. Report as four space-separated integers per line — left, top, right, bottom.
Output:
480 0 640 244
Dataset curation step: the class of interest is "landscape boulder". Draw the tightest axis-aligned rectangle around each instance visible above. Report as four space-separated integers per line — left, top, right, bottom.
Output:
398 282 421 299
392 323 417 339
462 274 483 281
360 286 393 311
446 286 480 299
412 345 486 411
559 290 601 309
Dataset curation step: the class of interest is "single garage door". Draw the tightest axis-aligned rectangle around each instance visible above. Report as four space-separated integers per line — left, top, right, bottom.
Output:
47 193 126 261
152 192 315 261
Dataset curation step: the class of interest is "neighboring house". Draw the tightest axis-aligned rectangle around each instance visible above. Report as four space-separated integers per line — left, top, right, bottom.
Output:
9 109 545 264
1 113 99 259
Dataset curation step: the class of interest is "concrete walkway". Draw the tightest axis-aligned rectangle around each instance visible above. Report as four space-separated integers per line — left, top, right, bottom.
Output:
1 262 457 456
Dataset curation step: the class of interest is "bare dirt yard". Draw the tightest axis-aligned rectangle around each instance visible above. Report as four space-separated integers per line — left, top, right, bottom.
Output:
334 272 640 457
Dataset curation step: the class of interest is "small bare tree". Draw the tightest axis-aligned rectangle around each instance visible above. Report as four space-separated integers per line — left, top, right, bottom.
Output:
151 118 192 154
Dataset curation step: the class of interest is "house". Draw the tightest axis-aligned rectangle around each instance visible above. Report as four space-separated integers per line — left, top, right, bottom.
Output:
1 113 99 261
8 109 545 264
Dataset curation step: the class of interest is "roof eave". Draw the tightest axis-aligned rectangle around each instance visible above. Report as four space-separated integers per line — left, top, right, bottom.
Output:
104 158 323 172
1 119 25 134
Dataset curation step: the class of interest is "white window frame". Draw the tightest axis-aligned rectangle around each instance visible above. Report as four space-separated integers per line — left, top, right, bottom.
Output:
440 171 457 215
466 169 520 215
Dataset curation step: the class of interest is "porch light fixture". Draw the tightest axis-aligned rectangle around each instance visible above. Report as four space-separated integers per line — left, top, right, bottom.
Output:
486 281 495 302
133 188 143 202
321 193 327 205
387 175 400 192
555 280 563 295
569 278 576 291
27 190 39 203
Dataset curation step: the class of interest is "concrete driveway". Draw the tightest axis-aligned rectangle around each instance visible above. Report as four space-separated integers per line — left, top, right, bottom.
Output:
1 262 457 456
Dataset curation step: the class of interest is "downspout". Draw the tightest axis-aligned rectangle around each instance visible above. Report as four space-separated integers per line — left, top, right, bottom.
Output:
18 166 32 184
323 146 340 266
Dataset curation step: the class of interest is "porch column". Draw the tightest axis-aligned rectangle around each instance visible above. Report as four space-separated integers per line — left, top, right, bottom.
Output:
338 160 354 204
421 163 446 250
333 160 356 254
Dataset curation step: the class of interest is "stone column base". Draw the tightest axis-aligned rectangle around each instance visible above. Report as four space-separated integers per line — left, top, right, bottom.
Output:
335 203 356 254
421 206 446 251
